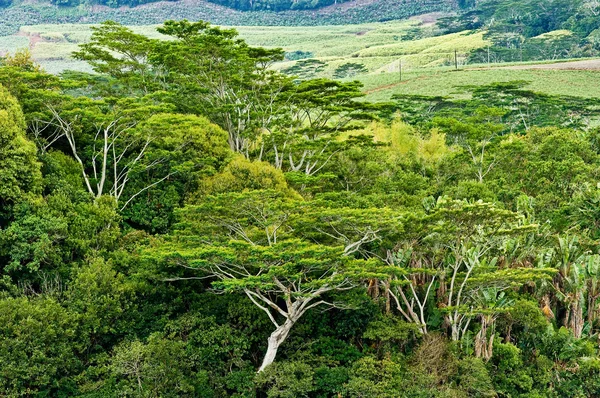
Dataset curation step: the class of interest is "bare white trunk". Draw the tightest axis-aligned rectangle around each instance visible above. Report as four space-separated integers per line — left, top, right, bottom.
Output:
258 319 294 372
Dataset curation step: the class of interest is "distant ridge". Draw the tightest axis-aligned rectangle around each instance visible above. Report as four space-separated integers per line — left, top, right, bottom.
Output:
0 0 457 35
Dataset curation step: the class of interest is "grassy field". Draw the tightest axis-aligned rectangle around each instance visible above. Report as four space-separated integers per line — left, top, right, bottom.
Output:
7 19 487 74
4 18 600 101
359 67 600 101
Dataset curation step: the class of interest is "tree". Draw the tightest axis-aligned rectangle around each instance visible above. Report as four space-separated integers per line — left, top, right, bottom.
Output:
119 113 232 231
0 84 42 210
35 97 206 212
260 79 377 176
0 297 80 396
282 59 328 80
333 62 368 79
537 235 600 338
152 20 288 155
150 190 386 371
72 21 379 175
433 106 505 183
109 334 197 397
389 198 553 341
72 22 159 95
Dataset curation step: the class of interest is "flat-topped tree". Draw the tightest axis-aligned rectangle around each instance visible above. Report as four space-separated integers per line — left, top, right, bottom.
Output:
72 21 380 174
263 79 378 176
74 20 288 155
152 20 289 156
333 62 368 79
389 197 555 341
281 59 328 80
150 190 387 372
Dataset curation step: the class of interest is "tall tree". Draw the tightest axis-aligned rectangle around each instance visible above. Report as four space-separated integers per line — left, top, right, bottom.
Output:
149 190 387 371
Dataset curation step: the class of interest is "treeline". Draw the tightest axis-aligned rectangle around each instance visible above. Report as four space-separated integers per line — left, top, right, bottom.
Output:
0 0 351 8
194 0 352 11
3 20 600 396
0 0 435 11
442 0 600 62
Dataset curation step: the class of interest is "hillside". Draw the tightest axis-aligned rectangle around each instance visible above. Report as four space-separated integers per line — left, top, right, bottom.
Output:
0 0 458 36
9 17 477 73
441 0 600 62
9 16 600 107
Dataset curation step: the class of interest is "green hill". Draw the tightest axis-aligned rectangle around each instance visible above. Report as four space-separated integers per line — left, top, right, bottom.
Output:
0 0 458 36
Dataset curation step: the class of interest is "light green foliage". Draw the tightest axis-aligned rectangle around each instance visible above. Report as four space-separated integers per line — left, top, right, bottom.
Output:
67 258 135 350
456 357 496 397
122 113 231 231
344 356 406 397
196 156 294 198
0 84 41 207
363 316 421 355
0 193 120 279
152 189 390 370
109 333 198 397
487 342 535 396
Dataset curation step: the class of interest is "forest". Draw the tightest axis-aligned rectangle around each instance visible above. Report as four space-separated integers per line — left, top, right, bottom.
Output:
3 19 600 397
0 0 452 12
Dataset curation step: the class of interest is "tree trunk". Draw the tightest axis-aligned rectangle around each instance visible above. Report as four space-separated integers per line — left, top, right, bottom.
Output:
451 321 460 341
384 279 391 315
258 319 294 372
569 297 584 339
475 316 494 361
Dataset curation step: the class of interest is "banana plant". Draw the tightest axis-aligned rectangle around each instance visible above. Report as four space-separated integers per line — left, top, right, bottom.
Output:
471 288 513 360
539 235 594 338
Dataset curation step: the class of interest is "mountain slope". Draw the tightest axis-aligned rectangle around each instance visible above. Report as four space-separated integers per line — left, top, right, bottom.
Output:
0 0 458 35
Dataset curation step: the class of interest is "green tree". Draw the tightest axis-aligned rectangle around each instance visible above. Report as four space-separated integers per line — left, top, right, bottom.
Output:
282 59 327 80
389 198 553 341
150 190 387 372
0 84 42 210
0 297 80 396
333 62 368 79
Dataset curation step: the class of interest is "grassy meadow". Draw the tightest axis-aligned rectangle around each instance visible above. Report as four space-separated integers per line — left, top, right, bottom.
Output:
359 67 600 101
4 18 600 100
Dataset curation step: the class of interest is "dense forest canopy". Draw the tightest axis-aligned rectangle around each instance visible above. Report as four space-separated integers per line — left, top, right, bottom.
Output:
4 17 600 397
43 0 355 10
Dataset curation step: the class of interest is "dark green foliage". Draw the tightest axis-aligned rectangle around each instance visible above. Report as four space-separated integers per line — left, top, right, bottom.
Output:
282 59 327 80
256 361 315 397
333 62 368 79
284 50 314 61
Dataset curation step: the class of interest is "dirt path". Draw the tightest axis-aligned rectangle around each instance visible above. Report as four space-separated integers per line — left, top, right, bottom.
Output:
15 30 44 50
364 75 429 95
